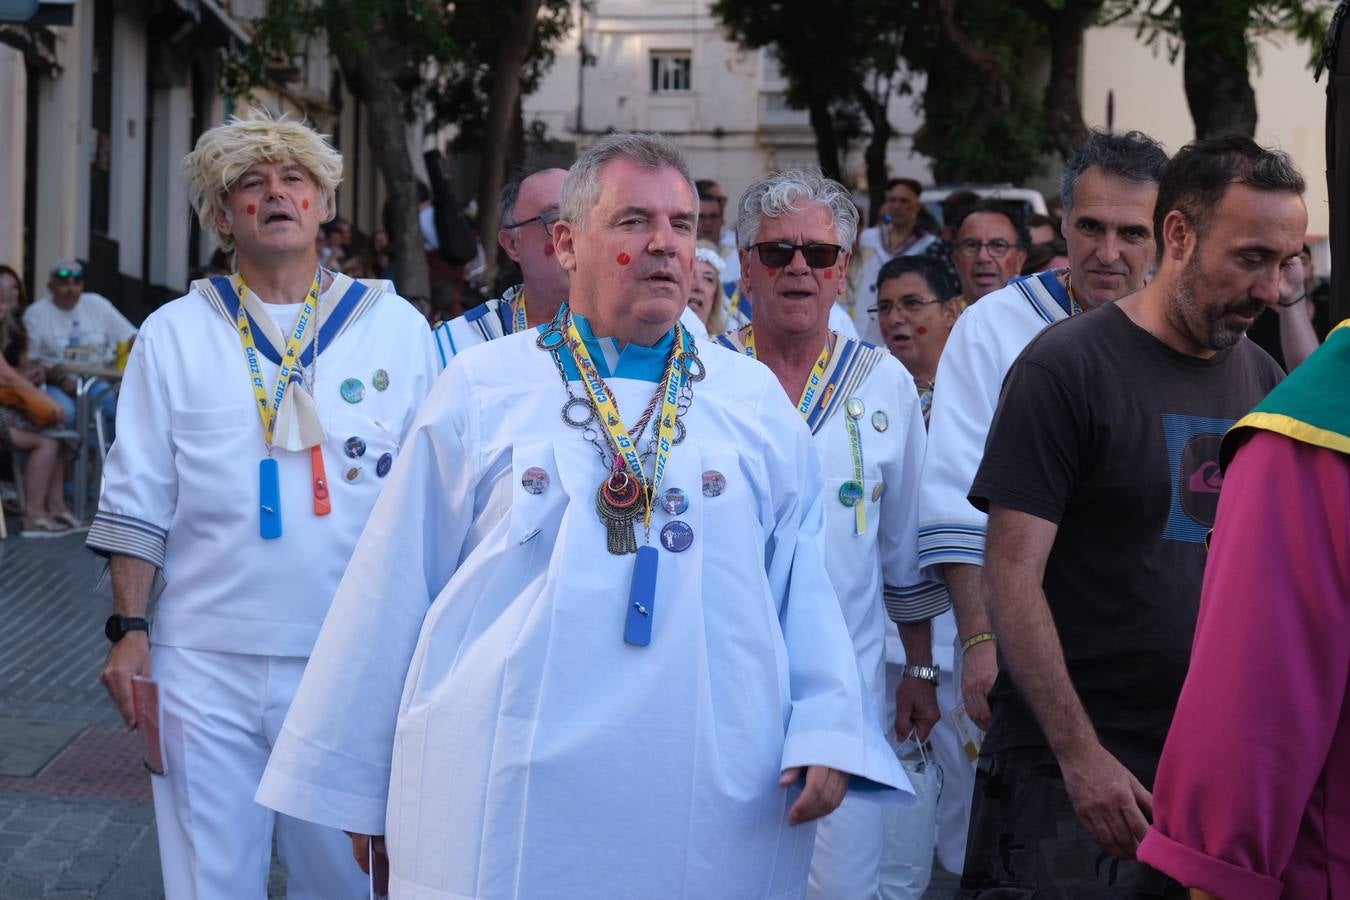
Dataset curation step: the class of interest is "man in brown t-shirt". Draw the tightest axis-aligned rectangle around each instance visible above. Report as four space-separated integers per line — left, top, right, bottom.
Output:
958 137 1306 898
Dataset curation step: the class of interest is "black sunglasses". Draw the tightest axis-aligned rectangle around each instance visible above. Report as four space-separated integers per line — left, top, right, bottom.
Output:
751 242 842 269
52 268 84 281
502 208 561 234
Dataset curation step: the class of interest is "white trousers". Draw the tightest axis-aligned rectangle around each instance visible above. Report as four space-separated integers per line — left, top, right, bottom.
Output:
149 645 367 900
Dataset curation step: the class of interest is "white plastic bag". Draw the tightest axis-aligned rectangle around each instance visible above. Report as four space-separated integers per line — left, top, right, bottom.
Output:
879 733 944 899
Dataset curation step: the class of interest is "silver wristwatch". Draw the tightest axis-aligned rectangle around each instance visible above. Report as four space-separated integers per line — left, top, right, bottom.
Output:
901 663 940 684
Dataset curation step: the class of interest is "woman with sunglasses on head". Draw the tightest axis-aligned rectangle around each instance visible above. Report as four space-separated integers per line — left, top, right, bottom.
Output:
0 264 80 536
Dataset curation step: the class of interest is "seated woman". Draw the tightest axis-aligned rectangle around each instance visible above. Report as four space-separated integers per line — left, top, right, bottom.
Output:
873 255 962 426
0 265 78 537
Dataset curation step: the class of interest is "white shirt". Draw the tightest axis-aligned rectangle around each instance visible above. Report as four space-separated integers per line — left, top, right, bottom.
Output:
847 225 939 345
917 272 1077 577
24 292 138 367
87 275 440 657
257 322 913 898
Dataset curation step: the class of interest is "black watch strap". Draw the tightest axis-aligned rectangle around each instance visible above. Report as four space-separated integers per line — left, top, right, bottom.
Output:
105 615 149 643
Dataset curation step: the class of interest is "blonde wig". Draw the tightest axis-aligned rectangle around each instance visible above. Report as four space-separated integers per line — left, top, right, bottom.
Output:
183 108 344 251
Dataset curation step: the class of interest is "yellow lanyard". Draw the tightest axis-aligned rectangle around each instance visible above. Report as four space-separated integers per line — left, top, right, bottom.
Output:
231 271 321 451
513 289 528 333
844 412 867 534
563 313 685 531
744 327 831 417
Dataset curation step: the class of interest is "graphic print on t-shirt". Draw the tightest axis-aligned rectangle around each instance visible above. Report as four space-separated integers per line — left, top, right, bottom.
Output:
1161 412 1236 542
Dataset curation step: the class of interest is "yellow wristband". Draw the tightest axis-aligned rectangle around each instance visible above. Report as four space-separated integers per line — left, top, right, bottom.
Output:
961 631 995 653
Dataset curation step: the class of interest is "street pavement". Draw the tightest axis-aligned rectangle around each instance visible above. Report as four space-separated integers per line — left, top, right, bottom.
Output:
0 517 959 899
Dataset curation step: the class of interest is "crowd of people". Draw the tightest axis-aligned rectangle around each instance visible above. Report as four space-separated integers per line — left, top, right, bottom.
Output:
40 105 1342 900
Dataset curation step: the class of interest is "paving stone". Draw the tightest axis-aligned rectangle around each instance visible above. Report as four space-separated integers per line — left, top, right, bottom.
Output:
0 873 45 899
23 837 78 860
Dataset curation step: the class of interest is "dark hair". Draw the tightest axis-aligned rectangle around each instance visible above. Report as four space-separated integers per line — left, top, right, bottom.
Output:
695 179 723 201
876 254 958 302
1027 213 1059 236
885 177 922 197
1022 238 1068 275
1154 135 1306 242
1060 130 1169 213
498 168 528 226
954 199 1030 249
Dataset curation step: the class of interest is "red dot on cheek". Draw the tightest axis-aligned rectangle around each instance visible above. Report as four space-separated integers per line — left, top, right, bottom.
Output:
766 267 779 277
616 252 631 266
823 268 834 280
246 204 257 216
543 244 555 258
302 199 309 210
916 326 928 335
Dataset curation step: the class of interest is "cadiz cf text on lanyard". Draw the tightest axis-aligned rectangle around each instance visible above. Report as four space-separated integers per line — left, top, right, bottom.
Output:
512 290 528 334
231 270 321 540
744 328 830 417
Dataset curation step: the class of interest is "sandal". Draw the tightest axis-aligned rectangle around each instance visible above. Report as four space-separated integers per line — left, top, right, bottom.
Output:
51 511 88 531
20 516 73 539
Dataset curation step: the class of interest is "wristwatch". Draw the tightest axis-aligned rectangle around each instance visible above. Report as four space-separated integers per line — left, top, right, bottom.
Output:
105 615 149 643
901 663 940 684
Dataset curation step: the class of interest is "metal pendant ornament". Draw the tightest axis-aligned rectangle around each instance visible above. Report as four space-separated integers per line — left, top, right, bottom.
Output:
597 469 647 555
846 397 865 419
872 410 889 433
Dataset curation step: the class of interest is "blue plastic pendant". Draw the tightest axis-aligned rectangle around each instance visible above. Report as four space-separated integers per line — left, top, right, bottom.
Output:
259 457 282 540
623 545 659 647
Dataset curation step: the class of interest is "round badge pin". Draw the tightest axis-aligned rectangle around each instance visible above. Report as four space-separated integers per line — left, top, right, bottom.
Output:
701 470 726 498
845 397 865 419
343 466 361 483
340 378 365 404
521 467 550 495
872 482 886 502
376 452 393 478
838 480 864 507
343 436 367 459
661 487 689 516
660 520 694 553
372 369 390 391
872 410 889 433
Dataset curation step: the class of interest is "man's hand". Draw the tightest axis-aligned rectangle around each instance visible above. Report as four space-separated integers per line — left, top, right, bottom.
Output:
780 765 848 826
99 632 151 728
894 676 940 743
1058 741 1152 861
347 832 386 875
961 639 997 730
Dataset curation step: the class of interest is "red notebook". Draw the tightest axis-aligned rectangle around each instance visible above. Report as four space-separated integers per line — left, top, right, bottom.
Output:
132 675 166 776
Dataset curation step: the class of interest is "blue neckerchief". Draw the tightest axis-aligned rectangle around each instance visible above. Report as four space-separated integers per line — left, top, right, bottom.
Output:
1011 270 1077 320
543 306 680 382
209 275 369 367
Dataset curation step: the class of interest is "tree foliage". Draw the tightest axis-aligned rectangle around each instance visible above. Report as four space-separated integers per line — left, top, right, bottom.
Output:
222 1 577 300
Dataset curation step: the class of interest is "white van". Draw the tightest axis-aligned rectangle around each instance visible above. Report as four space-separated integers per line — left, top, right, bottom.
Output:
919 185 1049 229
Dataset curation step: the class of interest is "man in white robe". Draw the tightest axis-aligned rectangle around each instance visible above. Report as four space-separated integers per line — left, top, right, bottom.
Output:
257 132 912 899
913 130 1167 876
716 169 948 899
88 110 439 899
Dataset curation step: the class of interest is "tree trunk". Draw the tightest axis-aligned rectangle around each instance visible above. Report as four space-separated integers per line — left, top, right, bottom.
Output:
1038 0 1098 158
477 0 543 283
807 95 843 181
1178 0 1258 138
854 85 892 226
339 39 430 302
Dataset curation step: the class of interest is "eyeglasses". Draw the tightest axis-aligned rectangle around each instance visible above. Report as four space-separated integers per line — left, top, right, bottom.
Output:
954 238 1018 259
751 242 843 269
868 297 946 316
51 268 83 282
502 208 561 235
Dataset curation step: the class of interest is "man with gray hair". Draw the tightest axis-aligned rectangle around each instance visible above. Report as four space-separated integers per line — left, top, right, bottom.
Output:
258 132 912 897
716 168 947 899
912 128 1169 880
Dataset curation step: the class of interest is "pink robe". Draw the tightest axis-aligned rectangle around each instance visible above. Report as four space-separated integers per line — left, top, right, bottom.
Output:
1138 430 1350 899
